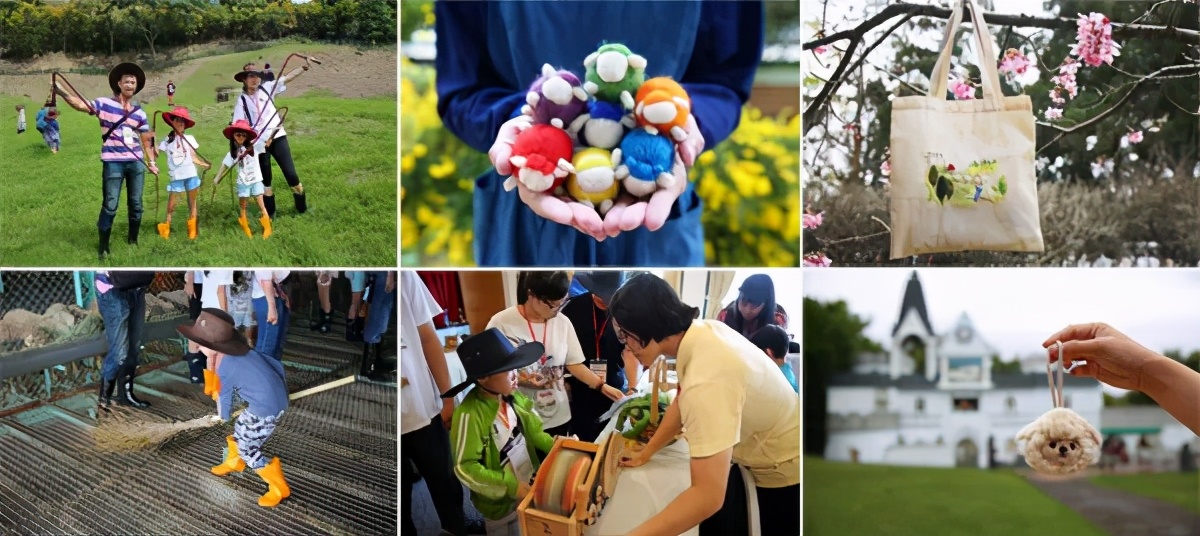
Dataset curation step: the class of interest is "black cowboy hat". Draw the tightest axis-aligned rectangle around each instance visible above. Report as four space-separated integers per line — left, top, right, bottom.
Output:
234 62 267 83
440 328 544 399
576 271 625 302
177 308 252 356
108 62 146 95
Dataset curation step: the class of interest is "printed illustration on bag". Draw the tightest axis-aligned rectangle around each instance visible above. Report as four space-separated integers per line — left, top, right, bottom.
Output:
925 154 1008 207
518 362 565 419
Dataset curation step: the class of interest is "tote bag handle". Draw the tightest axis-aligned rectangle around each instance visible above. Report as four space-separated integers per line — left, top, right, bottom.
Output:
927 0 1005 110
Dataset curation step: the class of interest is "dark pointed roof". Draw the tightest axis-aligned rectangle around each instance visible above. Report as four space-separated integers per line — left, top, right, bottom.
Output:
892 271 934 337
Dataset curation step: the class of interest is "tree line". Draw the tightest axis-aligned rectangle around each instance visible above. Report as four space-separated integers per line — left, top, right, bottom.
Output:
0 0 397 61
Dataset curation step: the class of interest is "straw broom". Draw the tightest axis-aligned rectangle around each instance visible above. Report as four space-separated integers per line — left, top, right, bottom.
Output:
92 375 357 452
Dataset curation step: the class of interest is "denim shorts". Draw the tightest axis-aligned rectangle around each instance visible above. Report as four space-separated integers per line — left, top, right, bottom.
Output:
167 176 201 193
237 181 265 198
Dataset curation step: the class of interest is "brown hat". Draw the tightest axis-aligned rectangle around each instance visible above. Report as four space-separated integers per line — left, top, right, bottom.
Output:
177 308 251 355
108 62 146 95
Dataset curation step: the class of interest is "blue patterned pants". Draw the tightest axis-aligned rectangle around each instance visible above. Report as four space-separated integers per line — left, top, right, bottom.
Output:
233 409 283 470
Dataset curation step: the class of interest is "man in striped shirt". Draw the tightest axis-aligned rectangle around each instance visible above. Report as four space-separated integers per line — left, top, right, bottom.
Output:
55 62 158 260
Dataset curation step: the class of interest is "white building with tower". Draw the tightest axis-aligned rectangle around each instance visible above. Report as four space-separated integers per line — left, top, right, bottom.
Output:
824 272 1104 468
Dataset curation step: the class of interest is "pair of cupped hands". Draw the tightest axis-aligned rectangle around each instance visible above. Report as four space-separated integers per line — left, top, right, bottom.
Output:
488 112 705 241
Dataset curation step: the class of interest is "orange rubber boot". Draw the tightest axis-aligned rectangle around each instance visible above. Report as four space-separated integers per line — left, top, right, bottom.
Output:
255 457 291 507
211 435 245 476
238 216 253 237
259 215 272 239
186 217 198 240
156 222 170 239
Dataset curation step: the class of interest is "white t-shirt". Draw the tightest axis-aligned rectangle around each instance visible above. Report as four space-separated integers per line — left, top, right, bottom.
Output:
158 134 199 181
232 79 288 152
251 270 291 300
400 272 447 435
222 150 264 186
486 306 585 430
196 270 233 310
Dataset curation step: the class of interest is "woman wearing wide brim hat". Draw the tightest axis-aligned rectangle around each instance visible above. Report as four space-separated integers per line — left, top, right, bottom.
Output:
53 60 157 259
229 60 311 219
177 308 292 508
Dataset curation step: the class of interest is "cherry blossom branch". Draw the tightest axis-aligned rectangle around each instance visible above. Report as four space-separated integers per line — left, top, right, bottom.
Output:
804 1 1200 134
1035 63 1200 152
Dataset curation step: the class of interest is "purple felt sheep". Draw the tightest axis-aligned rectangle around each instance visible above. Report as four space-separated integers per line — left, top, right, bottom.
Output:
522 63 589 131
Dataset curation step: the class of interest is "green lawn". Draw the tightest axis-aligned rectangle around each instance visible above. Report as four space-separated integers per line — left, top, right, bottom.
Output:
803 456 1104 535
0 43 396 267
1091 472 1200 514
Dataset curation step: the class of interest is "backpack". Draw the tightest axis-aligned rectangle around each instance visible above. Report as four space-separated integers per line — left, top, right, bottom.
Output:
109 271 156 291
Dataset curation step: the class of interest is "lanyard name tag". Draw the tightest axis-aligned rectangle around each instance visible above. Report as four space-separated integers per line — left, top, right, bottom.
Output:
122 126 137 147
589 361 607 383
501 433 534 484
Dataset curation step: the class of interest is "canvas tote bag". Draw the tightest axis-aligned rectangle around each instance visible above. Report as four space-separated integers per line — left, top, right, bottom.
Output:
889 0 1043 259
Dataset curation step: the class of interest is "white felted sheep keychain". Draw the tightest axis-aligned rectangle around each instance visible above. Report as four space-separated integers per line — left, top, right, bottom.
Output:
1016 342 1101 474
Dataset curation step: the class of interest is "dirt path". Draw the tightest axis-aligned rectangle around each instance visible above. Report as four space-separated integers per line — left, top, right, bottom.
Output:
1024 471 1200 536
0 45 396 101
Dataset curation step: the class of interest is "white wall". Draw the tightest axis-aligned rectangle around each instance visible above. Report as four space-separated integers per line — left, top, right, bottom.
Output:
824 429 896 463
883 445 954 467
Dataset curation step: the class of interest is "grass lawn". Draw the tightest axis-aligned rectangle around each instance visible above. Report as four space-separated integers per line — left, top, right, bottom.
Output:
803 456 1104 535
1091 472 1200 514
0 43 396 267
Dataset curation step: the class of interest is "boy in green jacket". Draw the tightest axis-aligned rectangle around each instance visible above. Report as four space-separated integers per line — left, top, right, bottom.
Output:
443 328 558 535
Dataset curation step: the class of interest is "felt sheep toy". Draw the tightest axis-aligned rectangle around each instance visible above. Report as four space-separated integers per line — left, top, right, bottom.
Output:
583 43 647 110
578 100 636 150
506 124 575 194
634 77 691 142
1016 407 1101 474
522 63 590 131
566 147 620 214
614 129 676 197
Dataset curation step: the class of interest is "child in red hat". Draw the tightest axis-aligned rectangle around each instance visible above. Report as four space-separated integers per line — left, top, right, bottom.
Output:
216 119 272 238
155 106 209 240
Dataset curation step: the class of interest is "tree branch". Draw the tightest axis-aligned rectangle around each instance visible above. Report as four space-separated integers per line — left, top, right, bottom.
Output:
804 2 1199 51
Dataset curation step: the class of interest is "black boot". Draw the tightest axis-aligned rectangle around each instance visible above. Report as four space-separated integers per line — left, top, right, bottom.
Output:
359 343 375 377
293 191 308 214
264 195 277 219
127 219 141 245
370 342 394 379
97 377 117 413
98 228 112 260
309 310 332 333
345 317 364 342
115 367 151 408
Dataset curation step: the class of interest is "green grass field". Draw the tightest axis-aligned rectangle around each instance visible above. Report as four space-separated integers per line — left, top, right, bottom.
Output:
1091 472 1200 514
0 43 396 267
803 457 1104 535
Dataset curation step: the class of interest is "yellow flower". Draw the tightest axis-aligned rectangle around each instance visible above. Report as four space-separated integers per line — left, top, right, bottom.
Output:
412 143 429 158
698 151 717 166
401 154 416 173
401 216 419 248
760 205 784 231
741 148 756 160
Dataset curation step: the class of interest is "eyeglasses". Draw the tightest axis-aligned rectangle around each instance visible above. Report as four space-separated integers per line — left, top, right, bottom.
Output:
539 297 566 312
614 326 644 349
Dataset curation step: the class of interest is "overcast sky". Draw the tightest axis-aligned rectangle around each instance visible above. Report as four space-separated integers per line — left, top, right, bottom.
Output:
802 268 1200 360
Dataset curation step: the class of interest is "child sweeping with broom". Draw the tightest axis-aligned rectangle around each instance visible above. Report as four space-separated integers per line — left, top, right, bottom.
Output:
177 308 291 508
155 106 209 240
215 119 272 238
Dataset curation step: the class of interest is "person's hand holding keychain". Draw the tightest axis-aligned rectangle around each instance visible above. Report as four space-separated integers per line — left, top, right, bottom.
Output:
489 115 609 241
603 113 704 236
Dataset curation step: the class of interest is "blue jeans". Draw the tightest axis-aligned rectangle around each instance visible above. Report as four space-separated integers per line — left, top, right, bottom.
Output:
363 271 395 344
99 161 145 231
96 287 145 381
253 296 289 361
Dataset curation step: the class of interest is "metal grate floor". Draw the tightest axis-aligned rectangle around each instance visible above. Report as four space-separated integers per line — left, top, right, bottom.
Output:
0 328 397 536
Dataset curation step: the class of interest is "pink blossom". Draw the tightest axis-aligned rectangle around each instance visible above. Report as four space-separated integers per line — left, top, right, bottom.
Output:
1044 107 1063 120
948 77 975 100
998 48 1031 75
803 253 833 268
1127 130 1143 144
1050 59 1079 100
815 45 829 55
880 159 892 177
802 212 824 229
1049 88 1065 105
1071 13 1121 67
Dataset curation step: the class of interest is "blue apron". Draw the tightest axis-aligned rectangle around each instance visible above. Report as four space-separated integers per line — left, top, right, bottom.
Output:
473 1 706 267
